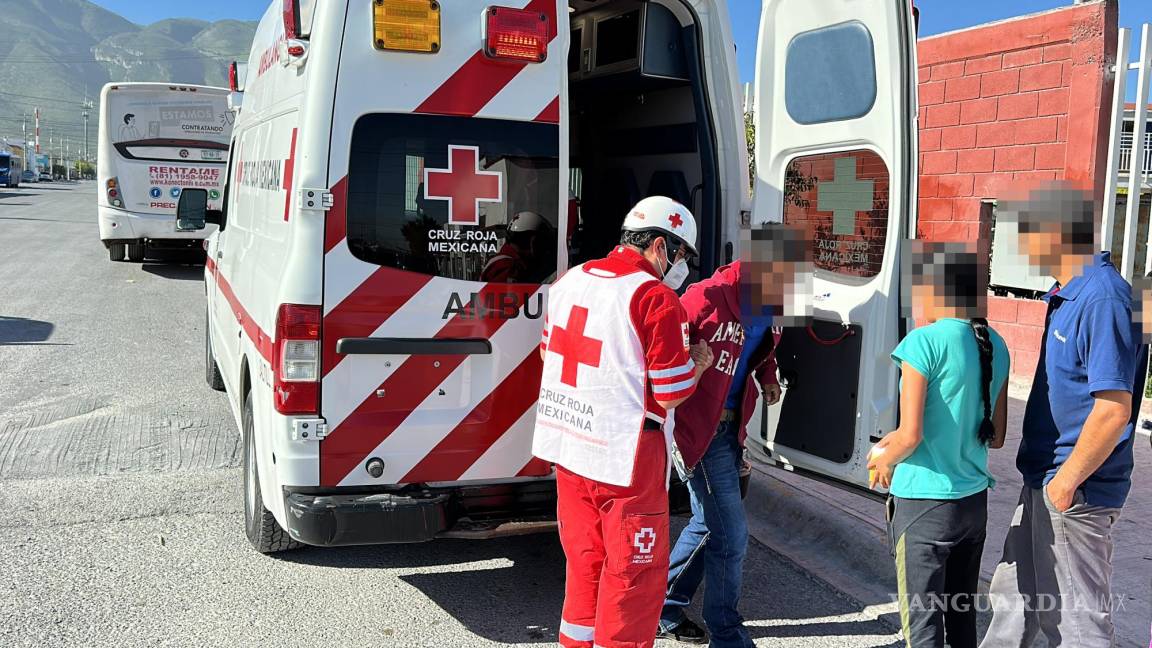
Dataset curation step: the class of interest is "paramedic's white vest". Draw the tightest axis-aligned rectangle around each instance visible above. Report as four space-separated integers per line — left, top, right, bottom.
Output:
532 262 671 487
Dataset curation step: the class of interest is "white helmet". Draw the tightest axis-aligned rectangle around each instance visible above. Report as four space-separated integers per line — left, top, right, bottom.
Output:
621 196 698 256
508 210 544 233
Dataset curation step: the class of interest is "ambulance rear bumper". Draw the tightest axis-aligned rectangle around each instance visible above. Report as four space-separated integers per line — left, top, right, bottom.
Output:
282 479 557 546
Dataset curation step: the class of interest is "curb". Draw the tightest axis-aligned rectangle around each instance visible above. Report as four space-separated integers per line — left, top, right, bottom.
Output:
744 465 896 610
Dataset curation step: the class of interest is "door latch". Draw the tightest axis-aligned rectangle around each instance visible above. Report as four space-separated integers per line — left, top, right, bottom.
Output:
292 418 329 441
298 188 333 211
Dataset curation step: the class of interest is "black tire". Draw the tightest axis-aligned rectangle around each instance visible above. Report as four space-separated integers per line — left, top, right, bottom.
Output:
205 309 226 392
243 393 301 554
108 242 126 262
126 241 145 262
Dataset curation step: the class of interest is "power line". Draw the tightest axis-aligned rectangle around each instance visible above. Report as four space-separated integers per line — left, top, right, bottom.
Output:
0 89 92 105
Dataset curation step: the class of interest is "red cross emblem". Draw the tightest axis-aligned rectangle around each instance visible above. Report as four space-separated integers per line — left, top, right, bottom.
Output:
424 145 503 226
548 305 603 388
668 213 684 229
282 128 298 221
633 527 657 554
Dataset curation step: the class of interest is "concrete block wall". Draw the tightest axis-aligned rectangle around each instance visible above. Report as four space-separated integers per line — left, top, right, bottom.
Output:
915 1 1117 376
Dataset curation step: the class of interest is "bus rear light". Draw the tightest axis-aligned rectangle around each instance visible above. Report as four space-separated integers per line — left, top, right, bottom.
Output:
273 303 321 415
106 177 123 207
484 6 549 63
373 0 441 54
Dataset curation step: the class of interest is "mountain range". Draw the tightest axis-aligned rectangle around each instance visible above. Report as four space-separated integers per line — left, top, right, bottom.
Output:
0 0 257 157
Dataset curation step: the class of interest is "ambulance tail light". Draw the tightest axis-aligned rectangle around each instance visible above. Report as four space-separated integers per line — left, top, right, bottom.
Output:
273 303 321 415
106 177 123 208
283 0 314 39
484 6 550 63
228 61 247 92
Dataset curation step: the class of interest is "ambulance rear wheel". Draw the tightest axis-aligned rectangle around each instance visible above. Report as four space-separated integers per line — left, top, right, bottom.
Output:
204 310 226 392
108 242 125 262
242 393 301 554
126 241 145 262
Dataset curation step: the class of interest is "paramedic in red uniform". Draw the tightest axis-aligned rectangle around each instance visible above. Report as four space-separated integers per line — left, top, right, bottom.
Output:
533 196 713 648
481 210 548 283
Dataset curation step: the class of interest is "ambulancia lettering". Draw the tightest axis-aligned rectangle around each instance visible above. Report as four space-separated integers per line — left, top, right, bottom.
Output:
441 291 543 320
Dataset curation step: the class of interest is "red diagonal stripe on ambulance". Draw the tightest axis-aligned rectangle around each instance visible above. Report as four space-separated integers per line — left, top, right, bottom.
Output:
533 96 560 123
320 283 541 486
400 348 543 483
414 0 557 117
321 267 434 379
206 256 273 363
323 176 348 254
517 457 552 478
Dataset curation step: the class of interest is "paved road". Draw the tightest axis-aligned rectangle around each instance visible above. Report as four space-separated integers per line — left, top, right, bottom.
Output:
0 183 905 647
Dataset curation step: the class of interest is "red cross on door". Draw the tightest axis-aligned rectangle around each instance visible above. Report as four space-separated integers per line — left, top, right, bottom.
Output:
548 305 603 388
424 145 503 226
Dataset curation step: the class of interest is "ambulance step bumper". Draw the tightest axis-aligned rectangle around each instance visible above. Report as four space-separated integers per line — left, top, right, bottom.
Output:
282 480 558 546
284 491 452 545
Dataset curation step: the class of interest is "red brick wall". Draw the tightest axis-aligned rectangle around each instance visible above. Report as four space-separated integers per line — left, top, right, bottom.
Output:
915 1 1117 376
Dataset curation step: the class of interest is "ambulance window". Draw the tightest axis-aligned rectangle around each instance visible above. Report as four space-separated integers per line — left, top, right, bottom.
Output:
346 114 561 283
784 21 876 125
783 150 888 282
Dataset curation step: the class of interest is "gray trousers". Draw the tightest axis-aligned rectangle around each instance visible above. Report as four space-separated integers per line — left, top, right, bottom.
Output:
888 491 988 648
980 485 1121 648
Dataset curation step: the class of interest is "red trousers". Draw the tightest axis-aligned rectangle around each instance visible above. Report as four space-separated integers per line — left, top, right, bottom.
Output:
556 429 669 648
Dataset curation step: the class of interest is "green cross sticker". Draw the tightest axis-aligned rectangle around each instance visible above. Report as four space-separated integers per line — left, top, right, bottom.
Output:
817 157 874 236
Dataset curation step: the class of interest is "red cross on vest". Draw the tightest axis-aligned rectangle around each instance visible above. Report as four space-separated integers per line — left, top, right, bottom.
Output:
424 144 503 226
633 527 657 554
548 305 603 388
668 213 684 229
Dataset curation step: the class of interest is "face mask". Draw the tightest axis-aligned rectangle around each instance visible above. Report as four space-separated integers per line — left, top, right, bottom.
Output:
663 258 690 290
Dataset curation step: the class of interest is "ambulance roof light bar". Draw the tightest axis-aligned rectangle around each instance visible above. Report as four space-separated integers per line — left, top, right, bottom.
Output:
484 6 550 63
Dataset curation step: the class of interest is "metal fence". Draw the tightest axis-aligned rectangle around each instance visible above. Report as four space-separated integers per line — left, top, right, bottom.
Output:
1101 23 1152 280
1118 130 1152 174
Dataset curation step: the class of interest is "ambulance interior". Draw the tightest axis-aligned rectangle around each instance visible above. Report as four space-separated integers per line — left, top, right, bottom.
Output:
566 0 718 273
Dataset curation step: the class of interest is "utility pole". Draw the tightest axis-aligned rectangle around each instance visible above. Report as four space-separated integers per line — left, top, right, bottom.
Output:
82 98 93 167
21 112 28 170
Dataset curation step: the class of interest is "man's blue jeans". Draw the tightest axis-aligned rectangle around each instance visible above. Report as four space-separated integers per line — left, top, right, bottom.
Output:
660 420 753 648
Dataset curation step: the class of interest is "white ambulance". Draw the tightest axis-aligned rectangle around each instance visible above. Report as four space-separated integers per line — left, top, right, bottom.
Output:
175 0 917 552
97 82 232 262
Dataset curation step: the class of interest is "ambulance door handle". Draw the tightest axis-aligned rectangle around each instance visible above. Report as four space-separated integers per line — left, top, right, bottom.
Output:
215 250 223 259
336 337 492 356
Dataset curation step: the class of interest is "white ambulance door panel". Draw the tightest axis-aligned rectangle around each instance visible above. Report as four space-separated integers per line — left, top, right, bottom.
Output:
747 0 918 491
319 0 566 489
210 135 241 378
206 137 237 383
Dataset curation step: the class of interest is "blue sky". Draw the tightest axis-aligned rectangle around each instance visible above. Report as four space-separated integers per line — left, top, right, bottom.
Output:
98 0 1151 86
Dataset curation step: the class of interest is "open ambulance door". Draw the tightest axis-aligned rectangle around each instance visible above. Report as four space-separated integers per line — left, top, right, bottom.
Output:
745 0 918 493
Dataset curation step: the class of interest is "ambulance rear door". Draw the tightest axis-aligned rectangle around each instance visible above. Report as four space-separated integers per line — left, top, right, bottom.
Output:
318 0 567 489
747 0 918 491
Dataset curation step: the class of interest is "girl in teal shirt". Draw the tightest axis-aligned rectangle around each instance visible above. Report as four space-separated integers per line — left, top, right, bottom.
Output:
868 241 1010 648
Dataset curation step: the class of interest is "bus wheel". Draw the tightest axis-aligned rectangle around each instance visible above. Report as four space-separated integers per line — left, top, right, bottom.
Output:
108 242 126 262
243 392 302 554
126 241 145 262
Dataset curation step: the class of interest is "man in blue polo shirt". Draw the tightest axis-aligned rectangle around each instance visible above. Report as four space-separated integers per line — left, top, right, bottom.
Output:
981 184 1145 647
